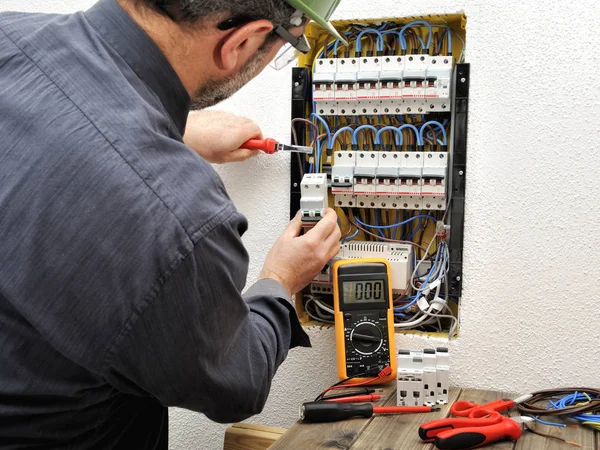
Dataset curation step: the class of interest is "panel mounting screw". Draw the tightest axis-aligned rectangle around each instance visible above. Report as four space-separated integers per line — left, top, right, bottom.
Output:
461 78 466 83
459 170 464 175
456 276 461 281
293 183 298 188
294 81 300 87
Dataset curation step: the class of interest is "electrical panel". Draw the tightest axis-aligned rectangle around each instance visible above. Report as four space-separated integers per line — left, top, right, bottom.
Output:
292 14 469 337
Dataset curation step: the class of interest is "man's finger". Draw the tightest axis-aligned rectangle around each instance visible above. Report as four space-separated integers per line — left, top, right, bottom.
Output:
304 208 339 241
282 211 303 239
230 149 259 162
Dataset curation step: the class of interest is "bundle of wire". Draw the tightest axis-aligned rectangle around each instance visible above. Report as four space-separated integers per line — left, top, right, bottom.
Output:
517 388 600 431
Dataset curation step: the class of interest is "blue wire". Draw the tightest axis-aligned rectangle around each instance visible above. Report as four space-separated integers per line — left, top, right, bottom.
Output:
354 214 437 230
310 113 332 148
333 31 353 56
398 21 433 52
314 140 323 173
375 126 403 146
398 124 423 146
343 228 360 243
407 216 422 240
436 28 453 55
392 210 400 240
375 211 386 239
356 28 385 53
419 121 447 145
331 126 355 149
352 125 379 145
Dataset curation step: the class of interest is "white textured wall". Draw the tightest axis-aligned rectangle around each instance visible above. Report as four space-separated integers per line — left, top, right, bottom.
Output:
3 0 600 449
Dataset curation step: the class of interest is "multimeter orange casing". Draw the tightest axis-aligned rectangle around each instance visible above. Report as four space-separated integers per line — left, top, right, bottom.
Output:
332 258 397 384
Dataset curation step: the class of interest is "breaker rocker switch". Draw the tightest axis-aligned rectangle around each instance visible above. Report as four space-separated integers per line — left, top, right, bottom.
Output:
300 174 328 227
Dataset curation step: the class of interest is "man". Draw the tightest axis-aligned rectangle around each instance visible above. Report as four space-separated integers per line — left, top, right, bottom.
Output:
0 0 345 448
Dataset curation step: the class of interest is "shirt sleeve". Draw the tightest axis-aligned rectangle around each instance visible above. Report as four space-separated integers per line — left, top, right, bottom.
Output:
103 210 310 423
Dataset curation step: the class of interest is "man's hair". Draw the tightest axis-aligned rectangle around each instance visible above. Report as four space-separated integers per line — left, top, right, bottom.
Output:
137 0 296 28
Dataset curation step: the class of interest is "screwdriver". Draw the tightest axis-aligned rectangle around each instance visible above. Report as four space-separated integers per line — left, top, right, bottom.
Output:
324 394 381 403
300 402 439 423
242 138 313 154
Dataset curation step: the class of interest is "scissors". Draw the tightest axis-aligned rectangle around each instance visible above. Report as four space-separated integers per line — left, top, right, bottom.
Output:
419 409 533 449
449 394 533 418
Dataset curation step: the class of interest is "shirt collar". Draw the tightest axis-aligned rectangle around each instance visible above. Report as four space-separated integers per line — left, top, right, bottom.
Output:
85 0 191 135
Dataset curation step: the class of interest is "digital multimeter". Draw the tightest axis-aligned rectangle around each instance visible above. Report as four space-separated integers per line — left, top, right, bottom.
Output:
333 258 397 384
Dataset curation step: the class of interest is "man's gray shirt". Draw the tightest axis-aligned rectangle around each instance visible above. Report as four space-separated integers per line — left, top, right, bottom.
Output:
0 0 310 447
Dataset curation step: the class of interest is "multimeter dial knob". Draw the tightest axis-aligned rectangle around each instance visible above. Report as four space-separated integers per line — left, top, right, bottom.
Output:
350 322 383 355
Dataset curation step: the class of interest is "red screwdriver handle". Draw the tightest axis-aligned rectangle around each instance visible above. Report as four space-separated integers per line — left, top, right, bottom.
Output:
242 138 278 154
419 415 503 442
434 418 522 450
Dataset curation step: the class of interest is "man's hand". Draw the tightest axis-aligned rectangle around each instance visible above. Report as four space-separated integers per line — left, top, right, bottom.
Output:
184 111 263 164
260 209 342 297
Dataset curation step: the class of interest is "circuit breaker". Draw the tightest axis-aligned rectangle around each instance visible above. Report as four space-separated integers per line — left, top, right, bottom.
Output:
293 14 469 337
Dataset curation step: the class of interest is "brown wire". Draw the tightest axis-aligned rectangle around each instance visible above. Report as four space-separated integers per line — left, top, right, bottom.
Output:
517 388 600 417
291 118 319 146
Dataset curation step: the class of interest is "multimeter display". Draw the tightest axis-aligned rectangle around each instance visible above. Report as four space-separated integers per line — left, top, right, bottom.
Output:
342 280 385 303
333 259 397 383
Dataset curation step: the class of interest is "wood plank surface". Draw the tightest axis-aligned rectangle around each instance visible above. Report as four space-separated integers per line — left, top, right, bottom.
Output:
268 385 395 450
348 388 461 450
223 423 287 450
514 415 597 450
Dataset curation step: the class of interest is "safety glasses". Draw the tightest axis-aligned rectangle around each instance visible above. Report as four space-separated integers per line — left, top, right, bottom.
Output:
270 25 311 70
217 15 310 72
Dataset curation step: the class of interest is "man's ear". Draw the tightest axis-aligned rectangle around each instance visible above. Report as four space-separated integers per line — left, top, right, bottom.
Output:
216 20 275 72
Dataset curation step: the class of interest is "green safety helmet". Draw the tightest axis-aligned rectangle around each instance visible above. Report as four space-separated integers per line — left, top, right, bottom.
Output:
285 0 348 45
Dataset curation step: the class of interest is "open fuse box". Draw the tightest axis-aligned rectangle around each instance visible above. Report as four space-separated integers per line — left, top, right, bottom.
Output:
291 15 469 337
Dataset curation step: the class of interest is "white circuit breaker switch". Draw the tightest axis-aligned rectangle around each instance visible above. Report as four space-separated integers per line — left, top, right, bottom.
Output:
353 151 379 195
356 56 382 115
425 56 452 112
331 151 356 195
300 173 328 224
436 347 450 404
421 152 448 211
397 350 424 407
399 152 424 210
402 55 427 114
335 72 357 116
423 349 438 407
313 59 337 116
379 55 405 115
376 151 401 195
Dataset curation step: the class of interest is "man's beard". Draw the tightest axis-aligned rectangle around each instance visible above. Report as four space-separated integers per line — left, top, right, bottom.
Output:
191 46 269 110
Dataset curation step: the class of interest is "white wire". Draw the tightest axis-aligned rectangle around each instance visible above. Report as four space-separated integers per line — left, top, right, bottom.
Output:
304 297 334 324
313 298 335 315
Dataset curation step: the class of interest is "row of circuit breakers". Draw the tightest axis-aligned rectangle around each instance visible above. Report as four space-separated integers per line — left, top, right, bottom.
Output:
313 55 452 116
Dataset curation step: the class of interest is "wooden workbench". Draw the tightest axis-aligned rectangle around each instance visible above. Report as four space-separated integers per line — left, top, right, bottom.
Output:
268 387 599 450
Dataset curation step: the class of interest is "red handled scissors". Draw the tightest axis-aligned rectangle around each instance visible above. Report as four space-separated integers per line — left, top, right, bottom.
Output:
450 394 533 418
419 409 533 449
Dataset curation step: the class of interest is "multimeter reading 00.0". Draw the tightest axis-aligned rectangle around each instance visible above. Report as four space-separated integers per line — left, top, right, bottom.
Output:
342 281 385 303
